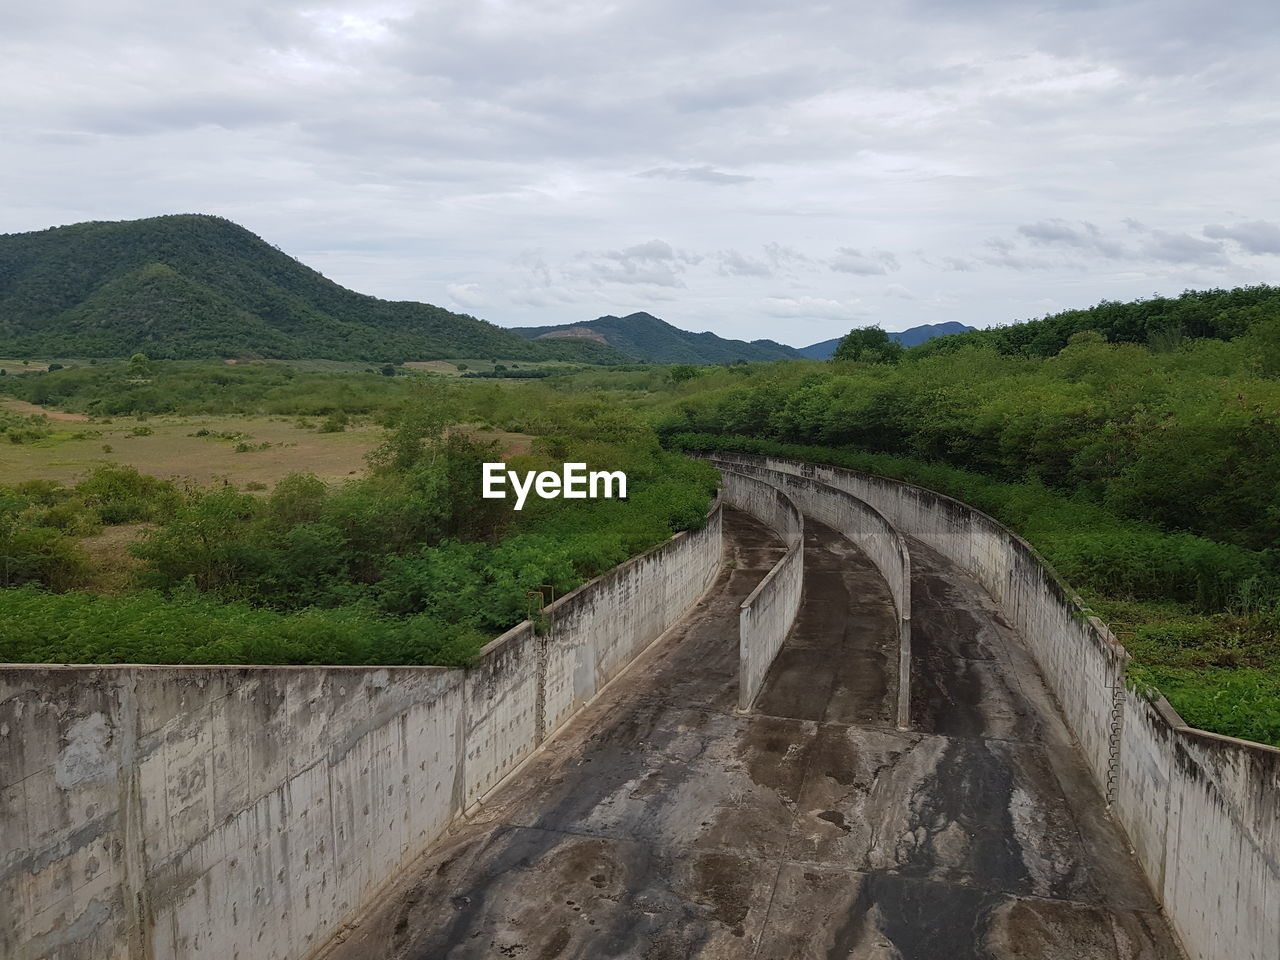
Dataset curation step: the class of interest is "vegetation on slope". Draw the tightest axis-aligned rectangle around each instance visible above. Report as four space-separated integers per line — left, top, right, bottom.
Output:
911 284 1280 361
3 282 1278 745
640 304 1280 745
0 215 627 363
513 311 799 364
0 384 717 667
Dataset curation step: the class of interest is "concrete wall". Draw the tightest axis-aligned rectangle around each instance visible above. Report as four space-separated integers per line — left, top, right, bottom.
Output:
713 451 1280 960
2 502 723 960
711 458 912 728
717 471 804 710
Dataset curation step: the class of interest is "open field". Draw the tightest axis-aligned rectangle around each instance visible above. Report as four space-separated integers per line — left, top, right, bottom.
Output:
0 358 59 374
1 397 90 421
0 406 534 487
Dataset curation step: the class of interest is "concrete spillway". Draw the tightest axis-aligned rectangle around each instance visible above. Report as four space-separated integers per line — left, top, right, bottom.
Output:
320 509 1181 959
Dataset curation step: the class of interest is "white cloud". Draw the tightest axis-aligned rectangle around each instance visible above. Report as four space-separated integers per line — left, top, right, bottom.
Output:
446 282 489 309
1204 220 1280 255
830 247 900 276
1 0 1277 342
761 296 865 321
717 249 772 277
636 165 754 185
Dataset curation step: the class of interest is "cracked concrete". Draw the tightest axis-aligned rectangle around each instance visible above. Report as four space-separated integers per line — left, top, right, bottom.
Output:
319 508 1182 960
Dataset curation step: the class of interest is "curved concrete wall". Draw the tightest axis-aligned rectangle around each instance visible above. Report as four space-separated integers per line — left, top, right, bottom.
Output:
717 470 804 710
713 451 1280 960
1 503 724 960
711 458 912 728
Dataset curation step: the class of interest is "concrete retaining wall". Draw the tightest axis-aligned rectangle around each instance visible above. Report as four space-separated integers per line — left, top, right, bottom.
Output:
711 458 912 728
1 502 723 960
713 451 1280 960
717 471 804 710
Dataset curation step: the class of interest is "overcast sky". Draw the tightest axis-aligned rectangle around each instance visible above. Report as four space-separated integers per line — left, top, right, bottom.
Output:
3 1 1278 345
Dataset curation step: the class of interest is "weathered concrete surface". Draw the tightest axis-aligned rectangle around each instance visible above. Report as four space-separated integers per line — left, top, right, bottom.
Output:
712 457 912 728
1 506 723 960
321 511 1181 960
717 451 1278 960
718 470 805 710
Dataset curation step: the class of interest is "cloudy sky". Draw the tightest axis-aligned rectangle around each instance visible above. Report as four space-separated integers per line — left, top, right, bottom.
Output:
3 1 1278 345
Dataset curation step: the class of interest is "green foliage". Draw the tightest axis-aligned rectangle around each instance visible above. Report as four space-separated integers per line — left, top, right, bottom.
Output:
0 371 716 669
318 410 348 433
0 586 487 667
0 214 629 363
0 493 89 590
75 465 181 524
908 285 1280 359
669 432 1280 745
0 409 52 444
667 365 701 383
512 312 799 365
657 331 1280 551
831 326 903 364
1 360 409 416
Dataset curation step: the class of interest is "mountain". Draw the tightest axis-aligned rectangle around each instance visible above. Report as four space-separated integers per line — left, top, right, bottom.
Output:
513 312 800 364
798 322 976 360
0 215 626 362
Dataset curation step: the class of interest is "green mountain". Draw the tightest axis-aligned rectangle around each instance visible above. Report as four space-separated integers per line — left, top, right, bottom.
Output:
513 312 800 364
0 215 626 362
798 322 975 360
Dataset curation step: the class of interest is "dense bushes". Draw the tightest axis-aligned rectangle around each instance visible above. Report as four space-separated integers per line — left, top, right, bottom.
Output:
668 432 1280 745
0 409 52 444
0 587 487 667
671 432 1271 612
908 284 1280 358
1 360 410 416
0 466 186 590
0 386 717 666
656 331 1280 551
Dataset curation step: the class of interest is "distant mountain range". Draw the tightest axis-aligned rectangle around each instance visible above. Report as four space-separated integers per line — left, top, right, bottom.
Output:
513 312 800 364
796 322 977 360
0 215 625 362
0 214 979 364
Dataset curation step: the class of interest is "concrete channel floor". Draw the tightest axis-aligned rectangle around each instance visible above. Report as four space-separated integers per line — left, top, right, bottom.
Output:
321 508 1183 960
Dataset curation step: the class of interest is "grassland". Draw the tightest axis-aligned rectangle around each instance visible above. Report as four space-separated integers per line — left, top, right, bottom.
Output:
0 402 532 487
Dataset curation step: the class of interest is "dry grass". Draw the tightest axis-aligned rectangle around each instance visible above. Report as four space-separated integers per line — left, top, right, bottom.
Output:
0 407 535 488
0 415 379 486
1 398 90 421
79 522 154 592
403 360 461 375
0 359 50 374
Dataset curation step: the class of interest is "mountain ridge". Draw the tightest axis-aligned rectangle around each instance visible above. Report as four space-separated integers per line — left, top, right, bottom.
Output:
796 321 977 359
0 215 626 362
513 312 800 364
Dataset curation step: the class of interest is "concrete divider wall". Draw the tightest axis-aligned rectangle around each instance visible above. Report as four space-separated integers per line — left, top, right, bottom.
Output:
717 471 804 709
2 501 723 960
711 458 912 727
712 451 1280 960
